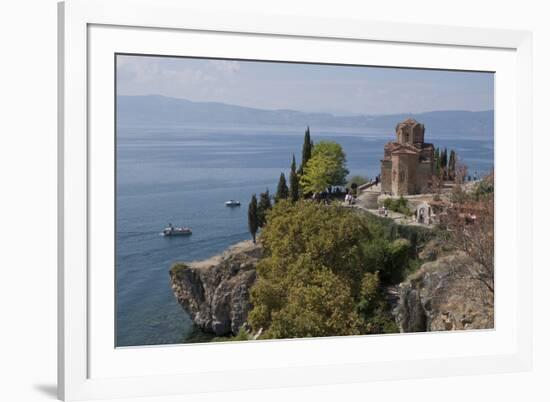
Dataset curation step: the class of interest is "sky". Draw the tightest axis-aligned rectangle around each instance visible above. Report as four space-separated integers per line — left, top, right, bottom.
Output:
117 54 494 116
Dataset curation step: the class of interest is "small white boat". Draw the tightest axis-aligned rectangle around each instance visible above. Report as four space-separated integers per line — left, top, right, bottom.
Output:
162 224 192 236
225 200 241 207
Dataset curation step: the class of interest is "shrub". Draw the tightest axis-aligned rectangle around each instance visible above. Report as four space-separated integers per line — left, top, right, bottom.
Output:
383 196 412 216
450 184 468 204
356 271 400 334
212 327 252 342
365 312 400 334
383 238 411 284
248 200 414 338
472 175 494 201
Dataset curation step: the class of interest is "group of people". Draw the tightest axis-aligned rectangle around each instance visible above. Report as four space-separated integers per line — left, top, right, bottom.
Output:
344 193 355 205
311 191 331 204
378 206 389 217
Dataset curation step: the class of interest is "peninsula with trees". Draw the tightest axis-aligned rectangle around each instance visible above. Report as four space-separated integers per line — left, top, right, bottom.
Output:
170 118 494 342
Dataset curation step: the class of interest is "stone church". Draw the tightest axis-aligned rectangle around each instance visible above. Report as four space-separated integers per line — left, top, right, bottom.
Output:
380 118 434 195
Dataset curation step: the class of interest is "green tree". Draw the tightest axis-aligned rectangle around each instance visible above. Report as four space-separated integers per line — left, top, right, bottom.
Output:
299 154 338 195
298 126 313 175
360 227 411 285
257 189 272 227
248 201 411 339
275 172 289 202
347 175 369 189
264 267 363 338
347 175 369 195
247 194 259 243
289 154 300 202
311 141 349 186
248 200 372 338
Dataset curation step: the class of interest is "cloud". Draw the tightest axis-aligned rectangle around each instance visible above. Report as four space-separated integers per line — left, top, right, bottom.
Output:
208 60 241 75
160 67 216 84
117 56 222 98
118 56 216 85
116 55 493 114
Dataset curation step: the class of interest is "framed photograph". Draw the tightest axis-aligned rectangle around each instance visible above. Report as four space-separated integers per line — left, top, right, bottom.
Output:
58 0 533 400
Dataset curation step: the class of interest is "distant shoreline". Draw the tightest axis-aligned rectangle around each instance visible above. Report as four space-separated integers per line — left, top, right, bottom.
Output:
117 95 494 138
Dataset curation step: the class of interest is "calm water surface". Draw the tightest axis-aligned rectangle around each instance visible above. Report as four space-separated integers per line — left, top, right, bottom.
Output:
116 125 494 346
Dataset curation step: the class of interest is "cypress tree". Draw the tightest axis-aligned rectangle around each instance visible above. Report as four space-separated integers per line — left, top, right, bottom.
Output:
275 172 289 202
448 149 456 180
434 147 441 176
441 148 448 179
298 126 312 175
248 194 259 243
289 154 300 202
441 148 448 170
257 189 272 227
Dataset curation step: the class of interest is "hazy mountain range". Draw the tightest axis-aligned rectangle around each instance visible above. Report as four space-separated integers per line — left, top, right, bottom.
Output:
117 95 494 137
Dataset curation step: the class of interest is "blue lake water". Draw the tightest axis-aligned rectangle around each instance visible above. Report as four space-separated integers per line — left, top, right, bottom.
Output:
115 124 494 347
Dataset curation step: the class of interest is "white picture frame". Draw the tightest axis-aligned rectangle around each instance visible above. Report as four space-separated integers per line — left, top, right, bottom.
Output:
58 0 533 400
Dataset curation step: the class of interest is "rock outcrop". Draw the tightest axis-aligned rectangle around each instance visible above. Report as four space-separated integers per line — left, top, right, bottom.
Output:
169 241 261 336
395 252 494 332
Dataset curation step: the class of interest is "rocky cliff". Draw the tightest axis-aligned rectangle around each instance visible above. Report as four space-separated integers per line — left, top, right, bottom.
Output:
170 237 493 337
169 241 261 336
395 250 494 332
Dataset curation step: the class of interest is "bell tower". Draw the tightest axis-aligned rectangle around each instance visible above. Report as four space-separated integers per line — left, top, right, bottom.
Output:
396 118 425 146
